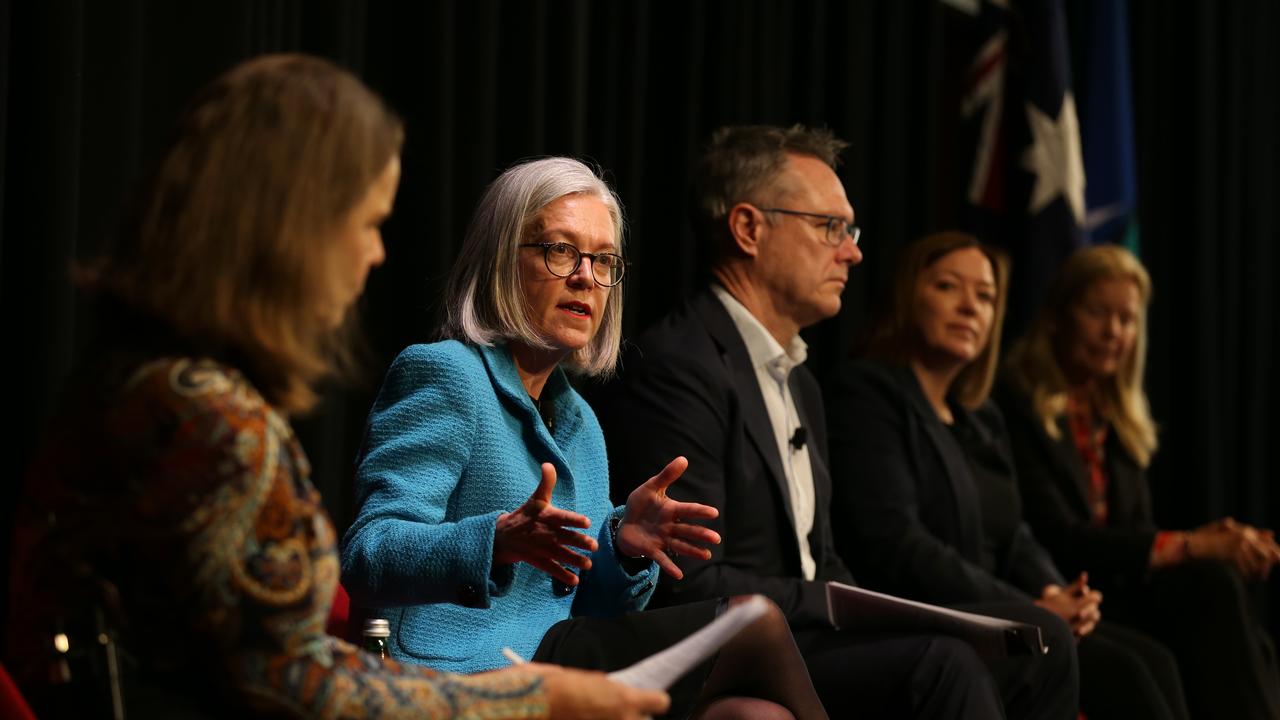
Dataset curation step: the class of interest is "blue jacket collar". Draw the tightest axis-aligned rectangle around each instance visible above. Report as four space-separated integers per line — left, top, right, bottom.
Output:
477 342 585 443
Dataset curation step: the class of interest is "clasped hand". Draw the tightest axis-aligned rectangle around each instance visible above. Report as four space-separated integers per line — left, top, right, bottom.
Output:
1036 573 1102 639
1190 517 1280 581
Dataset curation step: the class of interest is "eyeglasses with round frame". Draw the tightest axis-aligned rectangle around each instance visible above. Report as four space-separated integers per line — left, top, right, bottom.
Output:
519 242 627 287
758 206 861 248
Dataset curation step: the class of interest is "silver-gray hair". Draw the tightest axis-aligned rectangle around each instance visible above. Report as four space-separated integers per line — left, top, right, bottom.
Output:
442 157 625 377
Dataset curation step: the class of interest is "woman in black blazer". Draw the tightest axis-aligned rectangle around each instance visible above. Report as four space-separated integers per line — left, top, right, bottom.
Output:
997 244 1280 719
828 232 1188 720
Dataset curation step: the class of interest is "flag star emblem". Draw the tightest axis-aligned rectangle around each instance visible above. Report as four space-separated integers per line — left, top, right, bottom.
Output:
1022 92 1086 224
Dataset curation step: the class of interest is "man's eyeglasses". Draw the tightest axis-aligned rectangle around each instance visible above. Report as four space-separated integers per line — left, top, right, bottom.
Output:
520 242 626 287
758 207 861 248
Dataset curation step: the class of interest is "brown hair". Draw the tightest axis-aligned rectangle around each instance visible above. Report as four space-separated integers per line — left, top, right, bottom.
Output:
868 231 1010 409
83 54 403 413
1004 244 1157 466
691 124 848 264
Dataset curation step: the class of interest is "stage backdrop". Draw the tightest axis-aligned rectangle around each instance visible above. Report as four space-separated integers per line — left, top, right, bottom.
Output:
3 0 1277 627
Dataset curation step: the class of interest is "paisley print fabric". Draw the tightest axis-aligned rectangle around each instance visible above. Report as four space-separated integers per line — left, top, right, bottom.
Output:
7 356 548 719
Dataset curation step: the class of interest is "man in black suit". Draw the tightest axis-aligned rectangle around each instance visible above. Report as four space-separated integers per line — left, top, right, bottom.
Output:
592 125 1077 718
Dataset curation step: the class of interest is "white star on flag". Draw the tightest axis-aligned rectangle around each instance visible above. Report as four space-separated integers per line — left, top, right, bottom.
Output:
1022 92 1086 224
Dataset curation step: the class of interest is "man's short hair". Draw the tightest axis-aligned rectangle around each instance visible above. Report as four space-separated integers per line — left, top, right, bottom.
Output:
690 124 848 265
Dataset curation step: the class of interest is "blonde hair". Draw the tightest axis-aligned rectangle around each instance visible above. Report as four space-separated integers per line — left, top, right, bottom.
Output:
83 54 403 414
442 157 625 377
868 232 1010 409
1004 244 1157 467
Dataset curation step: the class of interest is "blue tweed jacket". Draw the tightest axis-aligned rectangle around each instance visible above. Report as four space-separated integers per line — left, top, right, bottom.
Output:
340 340 658 674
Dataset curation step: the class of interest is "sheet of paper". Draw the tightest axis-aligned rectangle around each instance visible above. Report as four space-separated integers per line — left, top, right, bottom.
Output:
607 595 769 690
826 581 1046 658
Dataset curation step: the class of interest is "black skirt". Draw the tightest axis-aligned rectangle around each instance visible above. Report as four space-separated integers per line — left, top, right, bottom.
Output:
532 598 724 719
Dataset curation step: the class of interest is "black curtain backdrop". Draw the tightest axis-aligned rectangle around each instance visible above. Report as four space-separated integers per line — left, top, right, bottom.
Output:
3 0 1278 632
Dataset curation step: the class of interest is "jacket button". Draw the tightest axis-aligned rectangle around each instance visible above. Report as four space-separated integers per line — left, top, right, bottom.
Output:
552 578 576 597
458 583 482 607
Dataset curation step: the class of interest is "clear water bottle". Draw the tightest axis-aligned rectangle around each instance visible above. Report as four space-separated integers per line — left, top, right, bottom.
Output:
362 618 390 660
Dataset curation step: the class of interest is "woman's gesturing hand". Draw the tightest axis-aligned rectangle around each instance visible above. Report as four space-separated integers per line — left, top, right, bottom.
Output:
494 463 599 586
618 456 721 578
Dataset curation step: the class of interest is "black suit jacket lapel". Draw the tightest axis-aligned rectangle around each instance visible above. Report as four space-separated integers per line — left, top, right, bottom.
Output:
692 291 796 528
789 374 827 494
897 366 985 560
1103 431 1146 526
790 372 833 564
1048 417 1094 518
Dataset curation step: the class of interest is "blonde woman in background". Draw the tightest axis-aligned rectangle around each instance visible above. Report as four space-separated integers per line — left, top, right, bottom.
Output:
997 243 1280 719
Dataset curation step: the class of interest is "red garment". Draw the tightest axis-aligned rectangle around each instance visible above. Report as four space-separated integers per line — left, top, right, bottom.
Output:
0 663 36 720
1065 392 1181 557
1066 392 1111 527
328 583 353 642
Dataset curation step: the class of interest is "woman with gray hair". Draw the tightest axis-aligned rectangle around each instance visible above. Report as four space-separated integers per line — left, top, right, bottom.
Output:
342 157 827 719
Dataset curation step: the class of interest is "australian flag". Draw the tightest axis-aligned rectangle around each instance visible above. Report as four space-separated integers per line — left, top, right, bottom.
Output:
1076 0 1140 251
945 0 1088 331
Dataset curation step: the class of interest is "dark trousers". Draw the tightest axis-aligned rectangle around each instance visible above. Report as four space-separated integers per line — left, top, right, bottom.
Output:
1104 560 1280 720
797 602 1078 720
957 600 1189 720
795 629 1007 719
533 600 721 720
952 601 1081 720
1078 621 1189 720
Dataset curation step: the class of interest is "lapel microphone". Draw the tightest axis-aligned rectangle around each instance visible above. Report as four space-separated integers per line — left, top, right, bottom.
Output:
790 426 807 451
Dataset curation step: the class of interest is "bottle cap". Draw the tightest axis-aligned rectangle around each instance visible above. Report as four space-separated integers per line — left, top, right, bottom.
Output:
363 618 390 638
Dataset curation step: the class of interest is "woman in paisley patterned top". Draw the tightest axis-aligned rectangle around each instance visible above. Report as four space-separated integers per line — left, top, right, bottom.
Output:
5 54 667 720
